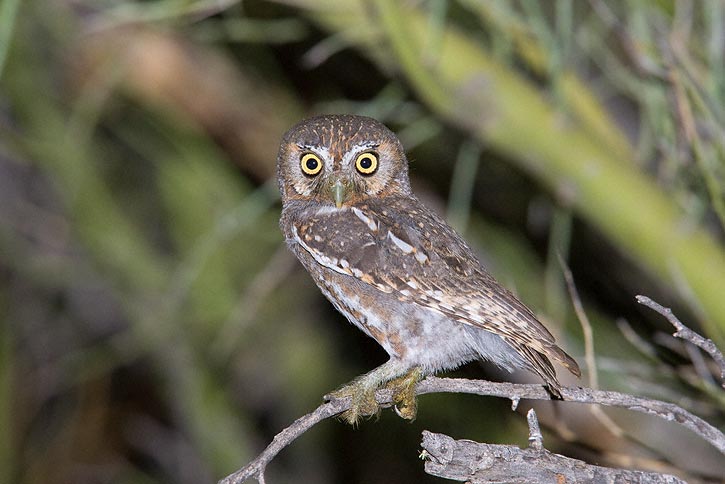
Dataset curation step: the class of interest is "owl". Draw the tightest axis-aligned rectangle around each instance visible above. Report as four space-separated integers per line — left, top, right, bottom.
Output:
277 114 580 423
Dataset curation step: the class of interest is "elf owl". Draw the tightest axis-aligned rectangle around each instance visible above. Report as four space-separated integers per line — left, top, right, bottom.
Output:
277 114 580 423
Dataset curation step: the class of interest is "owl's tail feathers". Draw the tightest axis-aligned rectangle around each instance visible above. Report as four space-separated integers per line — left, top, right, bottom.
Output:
548 345 581 378
512 341 581 399
539 345 581 399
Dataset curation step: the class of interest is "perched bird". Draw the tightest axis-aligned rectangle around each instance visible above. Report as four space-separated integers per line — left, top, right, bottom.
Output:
277 114 580 423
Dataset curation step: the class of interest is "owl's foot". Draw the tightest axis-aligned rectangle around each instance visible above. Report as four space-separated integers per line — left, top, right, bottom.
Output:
326 380 380 425
384 367 423 421
325 361 421 425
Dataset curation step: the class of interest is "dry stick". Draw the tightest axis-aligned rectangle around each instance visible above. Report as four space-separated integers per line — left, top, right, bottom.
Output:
219 376 725 484
560 257 625 437
559 257 599 389
636 295 725 388
423 408 683 483
420 430 685 484
526 408 544 451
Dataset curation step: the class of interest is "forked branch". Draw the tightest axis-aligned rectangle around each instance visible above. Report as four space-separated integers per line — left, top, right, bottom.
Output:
637 295 725 387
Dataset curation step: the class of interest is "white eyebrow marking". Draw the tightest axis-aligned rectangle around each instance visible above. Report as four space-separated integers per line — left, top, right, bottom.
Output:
298 145 331 159
352 207 378 231
387 231 415 254
341 142 380 167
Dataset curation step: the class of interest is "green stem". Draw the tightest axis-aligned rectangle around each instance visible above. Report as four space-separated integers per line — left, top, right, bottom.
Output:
0 0 21 78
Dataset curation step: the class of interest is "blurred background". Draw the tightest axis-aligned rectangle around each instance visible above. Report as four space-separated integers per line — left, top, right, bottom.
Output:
2 0 725 483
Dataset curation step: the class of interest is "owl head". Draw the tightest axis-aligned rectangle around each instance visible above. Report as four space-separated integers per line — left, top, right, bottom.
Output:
276 115 412 207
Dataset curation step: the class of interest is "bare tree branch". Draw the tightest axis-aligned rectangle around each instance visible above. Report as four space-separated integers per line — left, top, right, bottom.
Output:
415 377 725 454
420 431 686 483
636 295 725 387
219 376 725 483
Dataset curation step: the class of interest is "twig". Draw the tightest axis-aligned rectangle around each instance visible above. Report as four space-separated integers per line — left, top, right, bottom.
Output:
218 376 725 483
559 255 598 388
561 257 626 437
636 295 725 388
420 431 686 483
526 408 543 451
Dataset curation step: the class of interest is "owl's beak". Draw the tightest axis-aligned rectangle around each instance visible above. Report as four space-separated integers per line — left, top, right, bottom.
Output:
331 179 346 208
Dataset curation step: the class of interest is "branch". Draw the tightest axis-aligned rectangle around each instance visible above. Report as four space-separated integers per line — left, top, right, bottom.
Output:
637 295 725 387
420 408 684 483
415 377 725 455
218 377 725 483
421 430 685 483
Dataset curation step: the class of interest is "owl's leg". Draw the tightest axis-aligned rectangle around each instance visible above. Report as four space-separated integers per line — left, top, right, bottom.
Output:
325 359 414 425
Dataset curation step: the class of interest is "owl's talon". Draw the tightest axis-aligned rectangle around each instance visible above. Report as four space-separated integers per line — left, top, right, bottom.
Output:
386 367 423 421
393 399 417 420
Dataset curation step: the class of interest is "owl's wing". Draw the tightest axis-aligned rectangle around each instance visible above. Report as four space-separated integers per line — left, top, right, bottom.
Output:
292 201 580 387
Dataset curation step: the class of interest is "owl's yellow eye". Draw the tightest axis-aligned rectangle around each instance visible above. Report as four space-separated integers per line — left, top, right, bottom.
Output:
300 153 323 176
355 152 378 175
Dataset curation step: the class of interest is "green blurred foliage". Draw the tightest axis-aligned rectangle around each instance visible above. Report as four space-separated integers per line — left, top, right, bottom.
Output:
1 1 724 483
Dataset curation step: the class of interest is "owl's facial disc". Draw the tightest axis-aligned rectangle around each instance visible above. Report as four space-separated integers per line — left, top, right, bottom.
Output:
277 115 413 206
293 144 379 208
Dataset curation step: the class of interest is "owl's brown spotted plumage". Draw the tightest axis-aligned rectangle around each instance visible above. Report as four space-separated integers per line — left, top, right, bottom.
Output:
277 114 580 423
